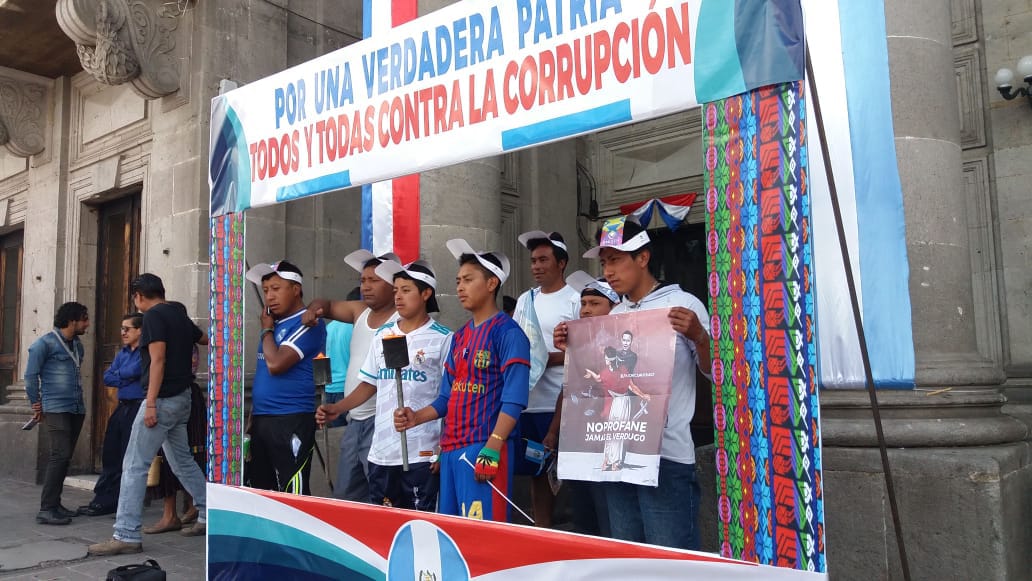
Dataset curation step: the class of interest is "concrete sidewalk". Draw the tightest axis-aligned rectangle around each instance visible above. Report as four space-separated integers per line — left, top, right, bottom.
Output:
0 476 204 579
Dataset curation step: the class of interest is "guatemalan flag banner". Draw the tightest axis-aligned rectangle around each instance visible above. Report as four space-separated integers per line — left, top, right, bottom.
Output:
801 0 916 389
208 0 806 218
207 484 826 580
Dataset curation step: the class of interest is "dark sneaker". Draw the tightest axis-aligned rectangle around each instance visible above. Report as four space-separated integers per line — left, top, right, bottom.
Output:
88 538 142 556
35 510 71 525
180 521 206 537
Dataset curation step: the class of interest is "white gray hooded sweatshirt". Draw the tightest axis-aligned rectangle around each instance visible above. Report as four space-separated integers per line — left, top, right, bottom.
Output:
611 282 711 465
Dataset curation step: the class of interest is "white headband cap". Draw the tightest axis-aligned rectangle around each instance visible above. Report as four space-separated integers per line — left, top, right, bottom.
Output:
446 238 510 285
344 249 401 275
374 259 437 290
583 217 651 259
517 230 568 252
245 261 303 286
566 270 619 304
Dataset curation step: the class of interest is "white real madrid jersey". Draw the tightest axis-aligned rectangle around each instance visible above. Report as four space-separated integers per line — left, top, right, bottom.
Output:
359 318 453 466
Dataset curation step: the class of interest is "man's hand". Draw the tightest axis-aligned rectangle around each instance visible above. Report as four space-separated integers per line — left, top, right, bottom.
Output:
260 309 274 330
31 402 41 420
394 407 416 431
315 404 340 428
542 428 559 452
669 307 707 343
302 299 330 327
553 322 569 352
144 406 158 428
474 447 500 482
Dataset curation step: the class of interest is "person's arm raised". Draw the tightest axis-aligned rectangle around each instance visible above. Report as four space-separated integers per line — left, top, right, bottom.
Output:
302 299 366 326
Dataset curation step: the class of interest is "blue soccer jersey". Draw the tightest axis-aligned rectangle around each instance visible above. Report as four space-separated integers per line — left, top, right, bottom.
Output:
430 312 531 451
252 309 327 415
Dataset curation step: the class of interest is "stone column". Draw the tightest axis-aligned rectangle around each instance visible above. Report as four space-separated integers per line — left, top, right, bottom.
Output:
414 0 504 330
814 2 1031 579
819 0 1027 448
884 0 1000 388
420 158 503 331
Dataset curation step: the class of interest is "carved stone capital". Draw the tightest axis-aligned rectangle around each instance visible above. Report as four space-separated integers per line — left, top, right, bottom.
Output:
0 68 50 157
56 0 181 99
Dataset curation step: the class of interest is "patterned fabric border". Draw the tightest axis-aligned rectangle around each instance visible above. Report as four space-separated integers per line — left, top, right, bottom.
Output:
209 212 245 485
706 81 825 573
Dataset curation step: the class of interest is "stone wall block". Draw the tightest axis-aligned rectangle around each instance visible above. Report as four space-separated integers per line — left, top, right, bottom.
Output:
821 443 1032 580
1002 264 1032 359
887 38 962 142
885 0 954 46
419 157 503 227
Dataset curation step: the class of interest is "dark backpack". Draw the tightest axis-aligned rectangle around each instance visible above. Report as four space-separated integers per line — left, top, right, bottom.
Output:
105 559 166 580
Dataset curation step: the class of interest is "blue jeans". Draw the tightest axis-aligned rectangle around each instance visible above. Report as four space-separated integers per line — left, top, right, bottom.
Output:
604 459 700 550
334 416 373 501
114 390 207 543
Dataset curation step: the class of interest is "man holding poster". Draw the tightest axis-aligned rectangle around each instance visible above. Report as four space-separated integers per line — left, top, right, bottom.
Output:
557 217 711 551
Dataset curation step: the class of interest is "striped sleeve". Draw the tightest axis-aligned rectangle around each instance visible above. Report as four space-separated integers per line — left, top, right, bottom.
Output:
499 324 531 372
281 320 326 361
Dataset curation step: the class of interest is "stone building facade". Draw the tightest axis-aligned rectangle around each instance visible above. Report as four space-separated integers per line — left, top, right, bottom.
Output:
0 0 1028 578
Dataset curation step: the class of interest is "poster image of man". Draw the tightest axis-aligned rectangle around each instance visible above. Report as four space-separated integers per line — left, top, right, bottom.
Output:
618 331 638 373
582 346 651 472
558 309 675 487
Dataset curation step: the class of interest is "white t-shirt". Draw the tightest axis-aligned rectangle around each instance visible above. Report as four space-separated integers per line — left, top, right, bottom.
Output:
611 283 710 465
344 308 397 421
358 319 453 466
522 284 580 413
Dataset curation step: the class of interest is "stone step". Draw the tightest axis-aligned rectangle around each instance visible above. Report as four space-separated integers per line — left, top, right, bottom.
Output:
64 473 98 491
4 383 28 407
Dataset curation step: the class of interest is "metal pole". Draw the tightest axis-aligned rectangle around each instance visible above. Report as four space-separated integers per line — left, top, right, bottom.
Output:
320 386 334 493
395 371 409 472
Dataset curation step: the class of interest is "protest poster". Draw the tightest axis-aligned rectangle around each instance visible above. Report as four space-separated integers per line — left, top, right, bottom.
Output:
558 309 675 486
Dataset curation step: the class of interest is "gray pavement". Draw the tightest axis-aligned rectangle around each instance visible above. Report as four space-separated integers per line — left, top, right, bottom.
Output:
0 476 205 580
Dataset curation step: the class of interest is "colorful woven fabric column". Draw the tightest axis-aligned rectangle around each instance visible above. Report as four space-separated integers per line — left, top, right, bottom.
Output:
706 81 825 573
209 212 246 485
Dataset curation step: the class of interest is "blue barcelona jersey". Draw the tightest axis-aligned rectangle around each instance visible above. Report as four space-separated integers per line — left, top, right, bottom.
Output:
252 309 327 415
431 312 530 451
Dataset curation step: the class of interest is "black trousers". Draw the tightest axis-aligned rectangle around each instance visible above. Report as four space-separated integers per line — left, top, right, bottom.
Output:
249 413 316 495
40 412 85 511
90 400 142 509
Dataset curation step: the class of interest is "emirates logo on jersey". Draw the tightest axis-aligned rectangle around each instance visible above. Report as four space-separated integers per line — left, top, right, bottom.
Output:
473 350 491 369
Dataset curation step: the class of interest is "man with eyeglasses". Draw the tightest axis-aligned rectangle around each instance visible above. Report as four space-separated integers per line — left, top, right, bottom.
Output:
78 314 145 517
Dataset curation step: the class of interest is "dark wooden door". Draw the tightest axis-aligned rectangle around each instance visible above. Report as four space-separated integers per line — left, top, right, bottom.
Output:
0 230 23 395
92 195 140 469
647 222 714 447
